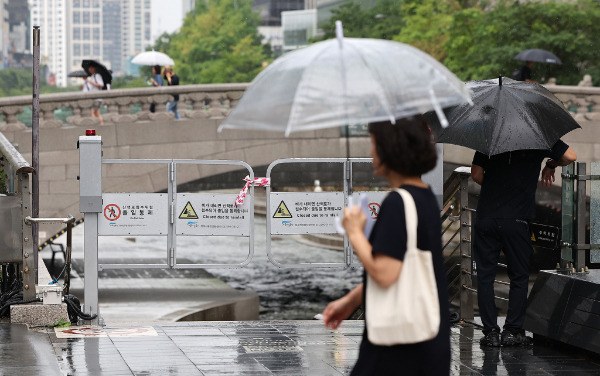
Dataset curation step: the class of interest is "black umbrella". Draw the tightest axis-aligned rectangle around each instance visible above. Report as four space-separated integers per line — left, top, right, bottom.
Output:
67 70 88 78
514 49 562 65
425 76 580 156
81 59 108 75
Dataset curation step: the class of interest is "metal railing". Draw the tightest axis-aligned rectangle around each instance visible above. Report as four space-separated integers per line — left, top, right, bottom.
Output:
442 167 515 322
0 132 35 299
441 167 474 321
561 161 597 272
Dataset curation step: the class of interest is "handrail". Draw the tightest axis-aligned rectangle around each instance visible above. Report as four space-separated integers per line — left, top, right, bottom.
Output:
0 132 34 174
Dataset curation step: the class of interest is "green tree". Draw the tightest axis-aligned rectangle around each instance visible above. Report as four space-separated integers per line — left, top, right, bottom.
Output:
0 68 78 97
394 0 463 61
444 0 600 84
166 0 269 84
316 0 404 41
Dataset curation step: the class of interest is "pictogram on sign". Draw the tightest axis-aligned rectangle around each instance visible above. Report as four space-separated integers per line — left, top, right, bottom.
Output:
179 202 198 219
103 204 121 221
368 202 381 220
273 201 292 218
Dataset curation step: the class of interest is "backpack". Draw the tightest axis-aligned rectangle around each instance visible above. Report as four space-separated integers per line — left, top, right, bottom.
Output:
512 68 523 81
100 69 112 90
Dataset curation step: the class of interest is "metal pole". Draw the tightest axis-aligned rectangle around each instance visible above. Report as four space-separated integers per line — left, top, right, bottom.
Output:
64 220 73 296
576 162 587 272
32 26 40 284
459 173 474 320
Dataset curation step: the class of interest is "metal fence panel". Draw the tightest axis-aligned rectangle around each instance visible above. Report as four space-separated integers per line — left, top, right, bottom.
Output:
561 163 575 262
0 195 22 262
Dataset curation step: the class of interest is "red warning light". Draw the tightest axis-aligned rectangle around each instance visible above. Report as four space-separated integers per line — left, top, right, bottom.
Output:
86 129 96 136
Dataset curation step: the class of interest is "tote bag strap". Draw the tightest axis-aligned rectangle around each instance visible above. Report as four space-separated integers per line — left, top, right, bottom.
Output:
394 188 418 250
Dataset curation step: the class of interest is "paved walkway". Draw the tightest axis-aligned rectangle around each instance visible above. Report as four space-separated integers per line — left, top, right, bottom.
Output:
4 320 600 375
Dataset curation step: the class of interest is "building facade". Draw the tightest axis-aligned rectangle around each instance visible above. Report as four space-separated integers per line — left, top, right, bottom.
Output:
29 0 69 86
102 0 121 75
121 0 152 76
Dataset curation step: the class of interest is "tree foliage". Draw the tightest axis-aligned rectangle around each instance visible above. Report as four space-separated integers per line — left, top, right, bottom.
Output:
316 0 600 86
0 68 77 97
316 0 404 41
394 0 463 61
444 0 600 84
157 0 270 84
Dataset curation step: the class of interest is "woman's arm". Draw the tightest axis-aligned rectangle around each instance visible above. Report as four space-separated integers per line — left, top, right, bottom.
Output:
322 283 363 329
344 206 403 288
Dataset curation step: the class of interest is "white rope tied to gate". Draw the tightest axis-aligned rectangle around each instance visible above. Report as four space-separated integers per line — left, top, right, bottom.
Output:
235 176 270 207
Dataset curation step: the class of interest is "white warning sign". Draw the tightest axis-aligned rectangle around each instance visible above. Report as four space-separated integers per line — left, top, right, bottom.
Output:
176 193 250 236
270 192 344 235
99 193 168 236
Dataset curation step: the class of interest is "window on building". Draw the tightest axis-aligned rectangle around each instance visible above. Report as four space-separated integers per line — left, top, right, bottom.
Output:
93 12 100 24
83 12 90 24
83 28 90 40
73 28 80 40
73 12 80 23
73 0 80 8
92 0 100 8
83 44 90 56
93 45 100 55
93 28 100 41
83 0 90 7
74 44 81 55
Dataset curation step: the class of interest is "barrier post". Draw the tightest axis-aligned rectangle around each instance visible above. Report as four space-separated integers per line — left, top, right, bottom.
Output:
78 132 102 325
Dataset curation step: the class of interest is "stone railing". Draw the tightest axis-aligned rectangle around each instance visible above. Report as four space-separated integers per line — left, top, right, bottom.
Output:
0 83 249 131
2 82 600 131
546 83 600 123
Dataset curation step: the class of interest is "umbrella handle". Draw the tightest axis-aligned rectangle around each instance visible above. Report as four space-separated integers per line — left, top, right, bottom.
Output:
429 88 449 128
335 20 344 48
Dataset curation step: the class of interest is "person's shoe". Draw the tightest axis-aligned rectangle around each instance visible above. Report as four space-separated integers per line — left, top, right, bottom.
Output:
480 329 501 347
501 330 533 347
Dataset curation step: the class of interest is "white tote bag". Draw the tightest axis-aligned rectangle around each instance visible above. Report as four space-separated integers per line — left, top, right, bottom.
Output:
366 188 440 345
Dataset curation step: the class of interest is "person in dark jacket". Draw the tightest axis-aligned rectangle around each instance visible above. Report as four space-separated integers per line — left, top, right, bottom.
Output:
472 142 576 347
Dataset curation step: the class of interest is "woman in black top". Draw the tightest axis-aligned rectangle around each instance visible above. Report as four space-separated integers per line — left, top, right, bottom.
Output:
322 116 450 375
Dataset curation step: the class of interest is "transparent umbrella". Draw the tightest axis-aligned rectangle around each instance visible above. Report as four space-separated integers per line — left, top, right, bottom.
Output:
219 22 471 136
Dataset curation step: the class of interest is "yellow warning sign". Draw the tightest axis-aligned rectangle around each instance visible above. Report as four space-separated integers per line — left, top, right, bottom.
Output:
273 201 292 218
531 232 536 242
179 202 198 219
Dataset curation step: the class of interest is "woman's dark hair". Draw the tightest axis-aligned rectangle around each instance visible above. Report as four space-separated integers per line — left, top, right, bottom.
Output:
368 115 437 177
152 65 161 74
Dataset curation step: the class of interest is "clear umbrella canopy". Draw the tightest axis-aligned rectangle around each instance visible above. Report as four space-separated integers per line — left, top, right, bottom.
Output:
219 27 471 136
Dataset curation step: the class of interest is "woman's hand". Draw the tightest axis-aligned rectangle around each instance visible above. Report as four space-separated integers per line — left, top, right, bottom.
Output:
322 295 356 330
342 206 366 237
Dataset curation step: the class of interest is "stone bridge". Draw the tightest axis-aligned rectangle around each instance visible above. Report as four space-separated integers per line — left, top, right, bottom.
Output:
1 82 599 235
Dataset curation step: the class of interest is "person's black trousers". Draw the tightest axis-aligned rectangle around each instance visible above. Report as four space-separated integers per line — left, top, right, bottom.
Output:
473 217 533 334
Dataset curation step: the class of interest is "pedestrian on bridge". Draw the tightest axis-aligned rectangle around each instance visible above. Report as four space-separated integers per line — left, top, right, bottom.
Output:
163 66 181 120
322 115 450 376
472 142 576 347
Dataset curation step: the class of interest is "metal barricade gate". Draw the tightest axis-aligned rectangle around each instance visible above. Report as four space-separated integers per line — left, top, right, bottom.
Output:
265 158 393 268
79 135 255 324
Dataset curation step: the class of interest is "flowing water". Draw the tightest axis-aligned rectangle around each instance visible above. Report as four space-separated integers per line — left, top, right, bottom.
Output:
61 216 363 320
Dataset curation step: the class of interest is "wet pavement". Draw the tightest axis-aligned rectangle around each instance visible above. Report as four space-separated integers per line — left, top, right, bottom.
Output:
3 320 600 375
